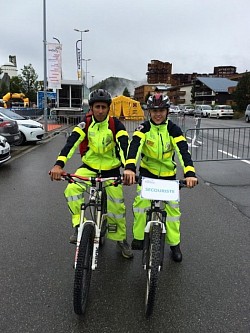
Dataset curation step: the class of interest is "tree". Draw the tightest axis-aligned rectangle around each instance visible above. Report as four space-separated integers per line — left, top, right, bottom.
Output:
123 87 130 97
233 72 250 111
10 76 24 93
20 64 40 103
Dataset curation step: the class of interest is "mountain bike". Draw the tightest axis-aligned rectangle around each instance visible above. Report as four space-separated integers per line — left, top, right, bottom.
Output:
138 177 187 317
61 172 122 315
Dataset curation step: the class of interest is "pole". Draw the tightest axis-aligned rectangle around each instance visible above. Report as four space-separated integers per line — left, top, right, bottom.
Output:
43 0 48 133
83 59 91 87
74 29 89 107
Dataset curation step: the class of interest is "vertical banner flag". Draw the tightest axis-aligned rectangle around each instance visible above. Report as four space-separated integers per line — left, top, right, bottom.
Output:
47 43 62 89
76 40 81 80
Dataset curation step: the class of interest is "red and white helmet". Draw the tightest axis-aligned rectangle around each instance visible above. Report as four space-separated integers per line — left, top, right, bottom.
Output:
147 94 170 110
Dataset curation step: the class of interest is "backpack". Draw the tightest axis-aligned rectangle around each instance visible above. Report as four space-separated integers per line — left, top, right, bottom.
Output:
79 113 116 156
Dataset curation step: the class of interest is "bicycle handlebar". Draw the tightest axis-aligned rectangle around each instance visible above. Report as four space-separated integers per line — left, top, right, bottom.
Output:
61 173 123 186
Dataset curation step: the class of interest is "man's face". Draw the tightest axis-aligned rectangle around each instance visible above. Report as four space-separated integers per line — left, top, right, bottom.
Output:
91 102 109 122
149 108 168 124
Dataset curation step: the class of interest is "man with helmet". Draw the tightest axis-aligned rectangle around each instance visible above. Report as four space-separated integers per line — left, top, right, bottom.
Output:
49 89 133 259
123 92 197 262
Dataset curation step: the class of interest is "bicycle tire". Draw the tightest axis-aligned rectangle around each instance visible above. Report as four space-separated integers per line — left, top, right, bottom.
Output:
73 223 95 315
99 190 107 246
145 223 161 317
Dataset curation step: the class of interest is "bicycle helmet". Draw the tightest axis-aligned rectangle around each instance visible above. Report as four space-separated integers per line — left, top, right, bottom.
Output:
88 89 112 106
147 94 170 110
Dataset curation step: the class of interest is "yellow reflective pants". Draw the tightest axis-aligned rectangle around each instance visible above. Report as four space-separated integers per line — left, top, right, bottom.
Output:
132 185 181 246
64 167 126 241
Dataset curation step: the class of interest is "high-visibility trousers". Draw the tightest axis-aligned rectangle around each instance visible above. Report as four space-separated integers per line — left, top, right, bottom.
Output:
64 167 126 241
132 185 181 246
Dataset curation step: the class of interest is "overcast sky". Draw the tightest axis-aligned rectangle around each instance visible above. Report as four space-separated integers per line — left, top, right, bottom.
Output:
1 0 249 86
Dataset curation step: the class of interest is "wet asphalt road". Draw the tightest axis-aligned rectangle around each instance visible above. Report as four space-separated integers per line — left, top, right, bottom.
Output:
0 132 249 333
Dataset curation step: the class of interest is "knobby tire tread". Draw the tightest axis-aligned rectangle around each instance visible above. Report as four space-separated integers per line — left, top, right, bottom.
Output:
145 223 161 317
73 223 95 315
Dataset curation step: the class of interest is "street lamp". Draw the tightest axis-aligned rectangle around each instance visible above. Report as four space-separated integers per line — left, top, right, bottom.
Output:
74 29 89 104
82 58 91 87
53 37 60 44
91 75 95 87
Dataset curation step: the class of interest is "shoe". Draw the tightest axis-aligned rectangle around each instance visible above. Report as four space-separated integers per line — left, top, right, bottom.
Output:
69 226 78 244
131 238 144 250
117 240 134 259
170 244 182 262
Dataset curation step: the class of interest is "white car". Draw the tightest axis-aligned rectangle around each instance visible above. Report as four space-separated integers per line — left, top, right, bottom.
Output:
209 105 234 119
169 105 181 114
0 135 11 164
194 105 212 118
0 108 45 145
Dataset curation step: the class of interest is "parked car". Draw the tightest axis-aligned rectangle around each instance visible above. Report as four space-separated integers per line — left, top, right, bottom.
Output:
209 105 234 119
0 134 11 164
169 105 181 114
0 107 45 145
245 104 250 122
179 105 195 116
194 105 212 118
0 116 21 145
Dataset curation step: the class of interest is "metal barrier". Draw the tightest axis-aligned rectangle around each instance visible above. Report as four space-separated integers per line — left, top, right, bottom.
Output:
186 126 250 162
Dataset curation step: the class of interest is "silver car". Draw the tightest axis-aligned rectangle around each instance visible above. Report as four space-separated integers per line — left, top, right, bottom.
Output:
245 104 250 123
194 105 212 118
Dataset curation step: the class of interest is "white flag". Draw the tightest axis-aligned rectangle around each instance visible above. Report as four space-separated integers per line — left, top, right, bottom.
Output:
47 43 62 89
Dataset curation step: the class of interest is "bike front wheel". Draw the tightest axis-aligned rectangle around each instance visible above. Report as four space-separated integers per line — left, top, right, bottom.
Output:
73 223 95 315
99 190 107 246
145 223 162 317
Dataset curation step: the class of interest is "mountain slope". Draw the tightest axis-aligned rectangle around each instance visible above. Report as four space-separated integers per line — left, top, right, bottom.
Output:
91 76 146 97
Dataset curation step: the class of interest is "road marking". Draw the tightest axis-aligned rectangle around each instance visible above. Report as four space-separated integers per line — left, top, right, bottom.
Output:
218 150 250 165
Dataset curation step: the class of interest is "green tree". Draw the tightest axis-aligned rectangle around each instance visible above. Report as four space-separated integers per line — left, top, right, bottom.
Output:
233 72 250 111
20 64 40 103
10 76 24 93
123 87 130 97
191 81 196 104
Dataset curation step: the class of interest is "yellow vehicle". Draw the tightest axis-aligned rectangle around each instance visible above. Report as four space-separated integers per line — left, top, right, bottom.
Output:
2 92 29 108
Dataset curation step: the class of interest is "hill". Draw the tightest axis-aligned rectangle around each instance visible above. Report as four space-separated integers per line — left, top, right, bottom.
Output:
91 76 146 97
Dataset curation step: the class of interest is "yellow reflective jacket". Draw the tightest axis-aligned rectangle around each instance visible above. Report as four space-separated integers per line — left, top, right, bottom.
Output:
55 116 129 171
125 119 196 178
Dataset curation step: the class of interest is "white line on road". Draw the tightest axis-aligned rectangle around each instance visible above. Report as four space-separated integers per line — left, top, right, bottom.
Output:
218 150 250 165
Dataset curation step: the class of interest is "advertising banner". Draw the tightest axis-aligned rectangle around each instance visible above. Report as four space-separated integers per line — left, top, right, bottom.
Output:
47 43 62 89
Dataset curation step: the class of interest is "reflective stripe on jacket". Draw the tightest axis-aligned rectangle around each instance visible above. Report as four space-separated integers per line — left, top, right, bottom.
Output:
55 115 129 171
125 119 196 178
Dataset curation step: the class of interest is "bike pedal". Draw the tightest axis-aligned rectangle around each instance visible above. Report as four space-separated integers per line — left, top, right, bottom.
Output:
107 224 117 233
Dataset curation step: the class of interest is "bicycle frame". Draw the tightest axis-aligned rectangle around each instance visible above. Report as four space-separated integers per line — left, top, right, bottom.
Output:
62 173 121 270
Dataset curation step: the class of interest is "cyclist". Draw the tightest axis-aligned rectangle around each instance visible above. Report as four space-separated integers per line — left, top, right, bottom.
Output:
49 89 133 259
123 93 198 262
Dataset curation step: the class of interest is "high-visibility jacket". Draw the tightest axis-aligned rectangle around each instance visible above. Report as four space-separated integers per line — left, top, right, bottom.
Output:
54 115 129 172
125 119 196 178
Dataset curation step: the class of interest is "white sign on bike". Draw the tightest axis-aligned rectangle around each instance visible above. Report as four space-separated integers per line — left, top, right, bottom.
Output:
141 177 180 201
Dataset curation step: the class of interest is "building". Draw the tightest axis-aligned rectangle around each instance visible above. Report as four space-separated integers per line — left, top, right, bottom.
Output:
194 77 238 105
134 84 169 104
167 84 193 105
213 66 237 78
0 55 18 78
56 80 90 108
146 60 172 84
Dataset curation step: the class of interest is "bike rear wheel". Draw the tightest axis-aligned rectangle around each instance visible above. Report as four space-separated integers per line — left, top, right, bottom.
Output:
73 223 95 315
145 223 161 317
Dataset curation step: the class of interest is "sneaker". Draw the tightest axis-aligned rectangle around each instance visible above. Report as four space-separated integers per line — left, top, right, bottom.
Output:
170 244 182 262
117 240 134 259
69 227 78 244
131 238 144 250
